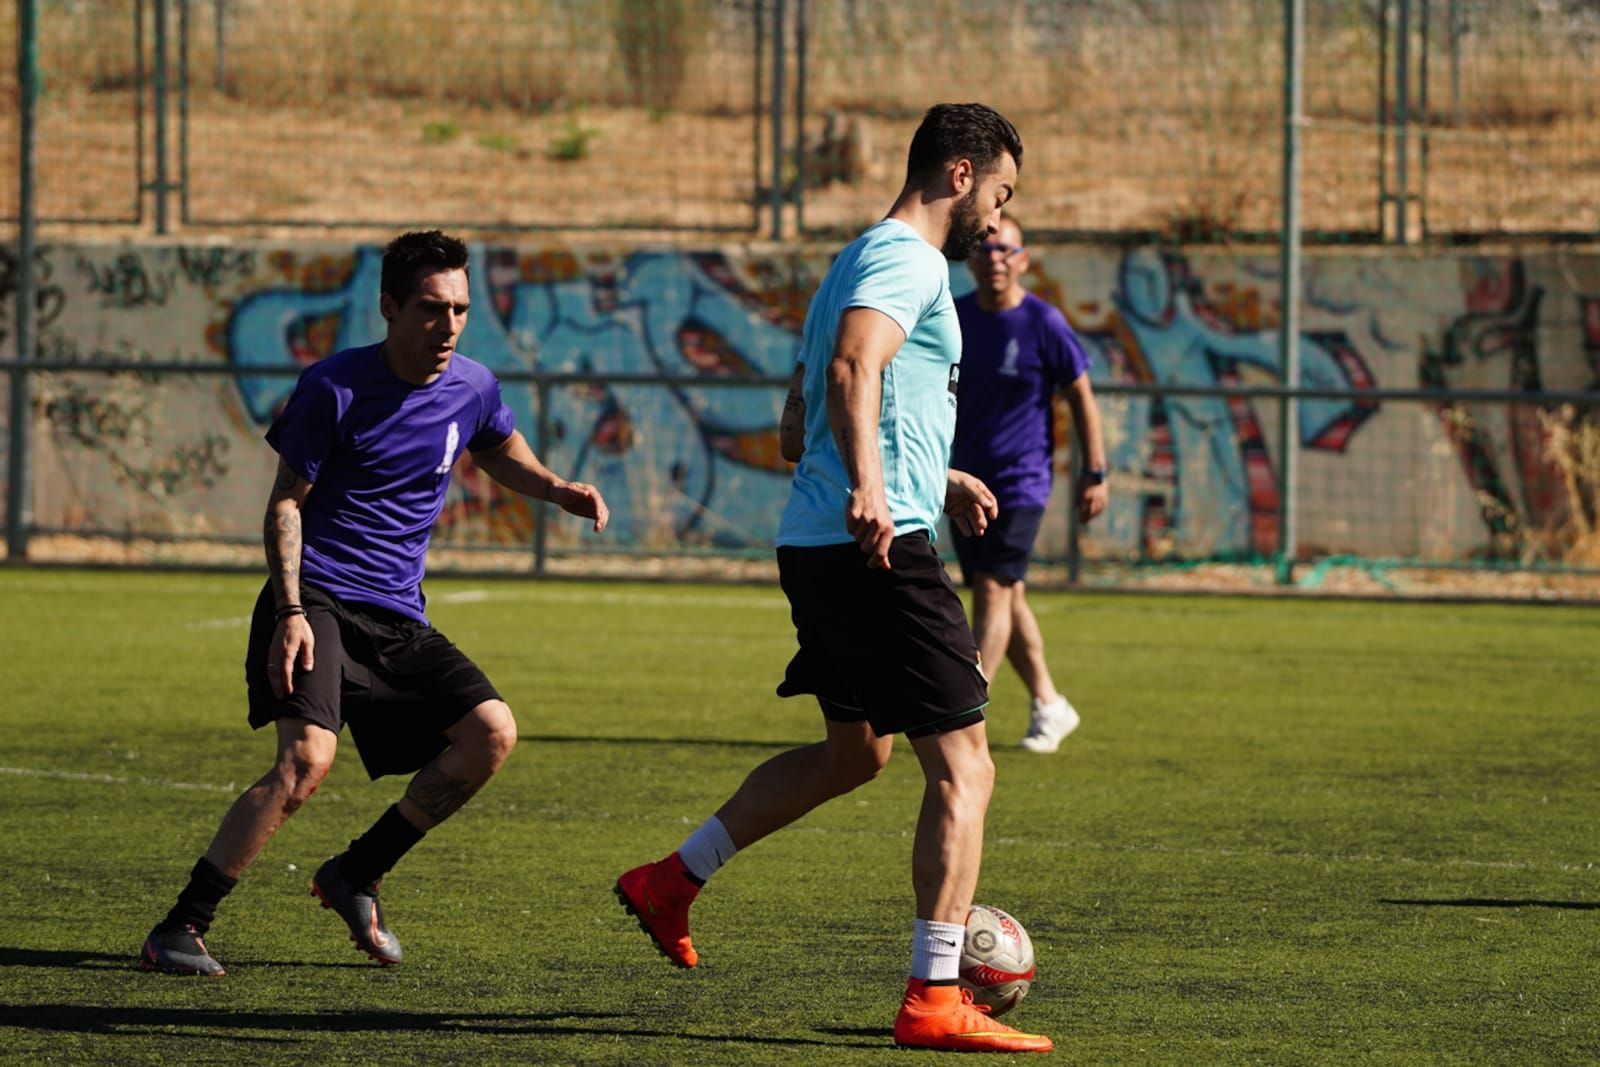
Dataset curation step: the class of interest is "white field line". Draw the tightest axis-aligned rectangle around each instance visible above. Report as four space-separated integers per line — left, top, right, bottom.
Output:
426 587 789 611
186 615 251 630
1 765 241 794
184 586 790 629
784 824 1591 874
0 765 343 802
5 762 1583 873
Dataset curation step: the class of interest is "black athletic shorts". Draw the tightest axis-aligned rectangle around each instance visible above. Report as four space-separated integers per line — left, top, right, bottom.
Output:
950 505 1047 586
775 531 988 739
245 581 501 780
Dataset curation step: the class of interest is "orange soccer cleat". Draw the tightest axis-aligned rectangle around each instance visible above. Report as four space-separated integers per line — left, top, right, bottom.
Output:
893 977 1053 1053
614 852 702 968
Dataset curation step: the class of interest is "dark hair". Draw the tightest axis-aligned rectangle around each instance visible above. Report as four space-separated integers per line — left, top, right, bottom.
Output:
381 230 470 305
904 103 1023 188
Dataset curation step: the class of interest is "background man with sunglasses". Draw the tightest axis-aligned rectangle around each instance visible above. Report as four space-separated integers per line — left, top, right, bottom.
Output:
950 213 1108 754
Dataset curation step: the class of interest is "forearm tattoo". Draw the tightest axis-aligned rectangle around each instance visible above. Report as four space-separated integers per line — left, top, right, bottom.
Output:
404 765 480 823
264 508 302 605
783 390 803 415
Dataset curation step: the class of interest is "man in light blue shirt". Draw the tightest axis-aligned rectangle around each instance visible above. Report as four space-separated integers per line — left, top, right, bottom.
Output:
776 214 965 546
618 104 1053 1054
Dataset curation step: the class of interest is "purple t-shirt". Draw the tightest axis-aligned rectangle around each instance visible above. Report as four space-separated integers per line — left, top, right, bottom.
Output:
950 291 1091 509
266 343 516 622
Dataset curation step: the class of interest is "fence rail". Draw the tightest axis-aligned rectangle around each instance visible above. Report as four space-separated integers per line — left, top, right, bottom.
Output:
5 2 1600 593
4 353 1596 581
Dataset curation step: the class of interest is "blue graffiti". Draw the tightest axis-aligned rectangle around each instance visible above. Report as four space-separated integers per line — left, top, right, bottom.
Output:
228 246 804 547
229 245 1384 557
951 251 1379 558
1107 250 1378 555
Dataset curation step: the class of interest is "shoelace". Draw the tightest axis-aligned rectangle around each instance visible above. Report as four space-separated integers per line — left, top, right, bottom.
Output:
958 988 994 1016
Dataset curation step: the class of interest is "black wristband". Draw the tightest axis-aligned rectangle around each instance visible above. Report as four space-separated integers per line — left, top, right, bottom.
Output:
274 604 307 621
1079 467 1108 486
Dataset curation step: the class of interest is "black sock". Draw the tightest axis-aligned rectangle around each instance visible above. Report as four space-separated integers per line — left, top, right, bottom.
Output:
159 857 237 935
341 805 426 888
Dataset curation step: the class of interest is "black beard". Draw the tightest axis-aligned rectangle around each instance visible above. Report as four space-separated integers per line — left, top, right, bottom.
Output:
941 188 988 261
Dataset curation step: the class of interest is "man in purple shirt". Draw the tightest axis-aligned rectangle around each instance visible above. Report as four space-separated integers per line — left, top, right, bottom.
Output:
950 214 1107 754
140 231 609 976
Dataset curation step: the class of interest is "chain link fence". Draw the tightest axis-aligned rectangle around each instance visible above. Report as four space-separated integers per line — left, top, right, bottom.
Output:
4 0 1598 238
3 1 1598 594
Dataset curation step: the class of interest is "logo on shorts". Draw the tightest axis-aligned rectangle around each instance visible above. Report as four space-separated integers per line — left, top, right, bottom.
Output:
435 421 460 475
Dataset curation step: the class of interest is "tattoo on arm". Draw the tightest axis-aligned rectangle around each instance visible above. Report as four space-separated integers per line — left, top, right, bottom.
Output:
264 508 302 605
404 764 480 823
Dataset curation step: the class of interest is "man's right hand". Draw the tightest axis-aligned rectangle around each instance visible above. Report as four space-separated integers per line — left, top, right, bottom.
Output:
845 487 895 570
269 614 315 699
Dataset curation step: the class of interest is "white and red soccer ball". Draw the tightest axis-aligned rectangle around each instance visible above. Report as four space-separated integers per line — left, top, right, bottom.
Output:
958 903 1036 1016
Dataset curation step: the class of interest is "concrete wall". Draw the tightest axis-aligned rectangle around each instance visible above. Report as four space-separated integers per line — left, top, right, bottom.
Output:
3 240 1597 563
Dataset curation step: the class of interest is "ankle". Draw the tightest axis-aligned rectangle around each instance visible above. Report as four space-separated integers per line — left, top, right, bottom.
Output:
902 977 961 1006
657 853 705 896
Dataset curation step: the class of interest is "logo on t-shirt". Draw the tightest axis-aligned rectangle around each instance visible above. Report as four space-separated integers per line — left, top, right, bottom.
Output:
435 421 460 475
1000 338 1021 378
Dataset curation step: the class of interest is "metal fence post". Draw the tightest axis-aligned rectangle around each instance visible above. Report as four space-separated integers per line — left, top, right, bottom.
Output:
753 0 764 235
152 0 172 233
534 378 550 576
1066 425 1081 585
793 0 806 235
1394 0 1410 245
1276 0 1304 585
214 0 227 92
1418 0 1430 239
179 0 192 225
770 0 785 240
7 0 40 561
1449 0 1463 127
1377 0 1388 237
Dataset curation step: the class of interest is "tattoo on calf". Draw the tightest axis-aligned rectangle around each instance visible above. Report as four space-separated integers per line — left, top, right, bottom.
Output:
405 765 479 822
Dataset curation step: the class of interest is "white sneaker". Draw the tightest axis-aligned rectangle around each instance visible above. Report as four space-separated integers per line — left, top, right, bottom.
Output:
1020 696 1080 754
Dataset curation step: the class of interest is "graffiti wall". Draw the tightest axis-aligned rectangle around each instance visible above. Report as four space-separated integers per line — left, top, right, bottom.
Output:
3 239 1597 564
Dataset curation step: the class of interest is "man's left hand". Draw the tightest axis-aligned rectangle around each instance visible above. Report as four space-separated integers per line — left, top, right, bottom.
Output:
1076 479 1108 524
551 481 610 533
945 469 999 537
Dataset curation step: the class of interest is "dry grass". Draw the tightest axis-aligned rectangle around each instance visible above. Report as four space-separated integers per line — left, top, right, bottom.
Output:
1 0 1597 237
1541 405 1600 566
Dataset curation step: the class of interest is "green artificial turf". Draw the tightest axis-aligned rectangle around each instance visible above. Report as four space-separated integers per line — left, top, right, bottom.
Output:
0 568 1596 1064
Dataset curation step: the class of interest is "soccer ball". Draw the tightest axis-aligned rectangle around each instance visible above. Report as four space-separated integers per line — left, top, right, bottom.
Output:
958 904 1036 1016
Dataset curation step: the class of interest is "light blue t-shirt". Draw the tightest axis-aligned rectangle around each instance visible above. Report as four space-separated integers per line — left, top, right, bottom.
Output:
777 218 961 547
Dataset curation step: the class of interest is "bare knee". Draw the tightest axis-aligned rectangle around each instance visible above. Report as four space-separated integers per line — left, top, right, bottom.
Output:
459 700 518 775
827 735 892 793
269 750 333 813
925 737 995 816
947 749 996 810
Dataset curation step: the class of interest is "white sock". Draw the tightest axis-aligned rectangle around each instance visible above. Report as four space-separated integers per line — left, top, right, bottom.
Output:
677 816 736 883
909 919 965 982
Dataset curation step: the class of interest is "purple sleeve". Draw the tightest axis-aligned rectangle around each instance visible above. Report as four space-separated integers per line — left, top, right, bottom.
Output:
466 374 517 452
264 370 342 483
1043 305 1091 386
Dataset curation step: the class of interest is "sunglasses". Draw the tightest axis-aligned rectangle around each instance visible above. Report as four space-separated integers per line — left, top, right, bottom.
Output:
974 241 1024 259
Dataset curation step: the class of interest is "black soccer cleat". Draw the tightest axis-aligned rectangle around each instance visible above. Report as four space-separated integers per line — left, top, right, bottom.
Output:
311 854 404 965
139 923 226 976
